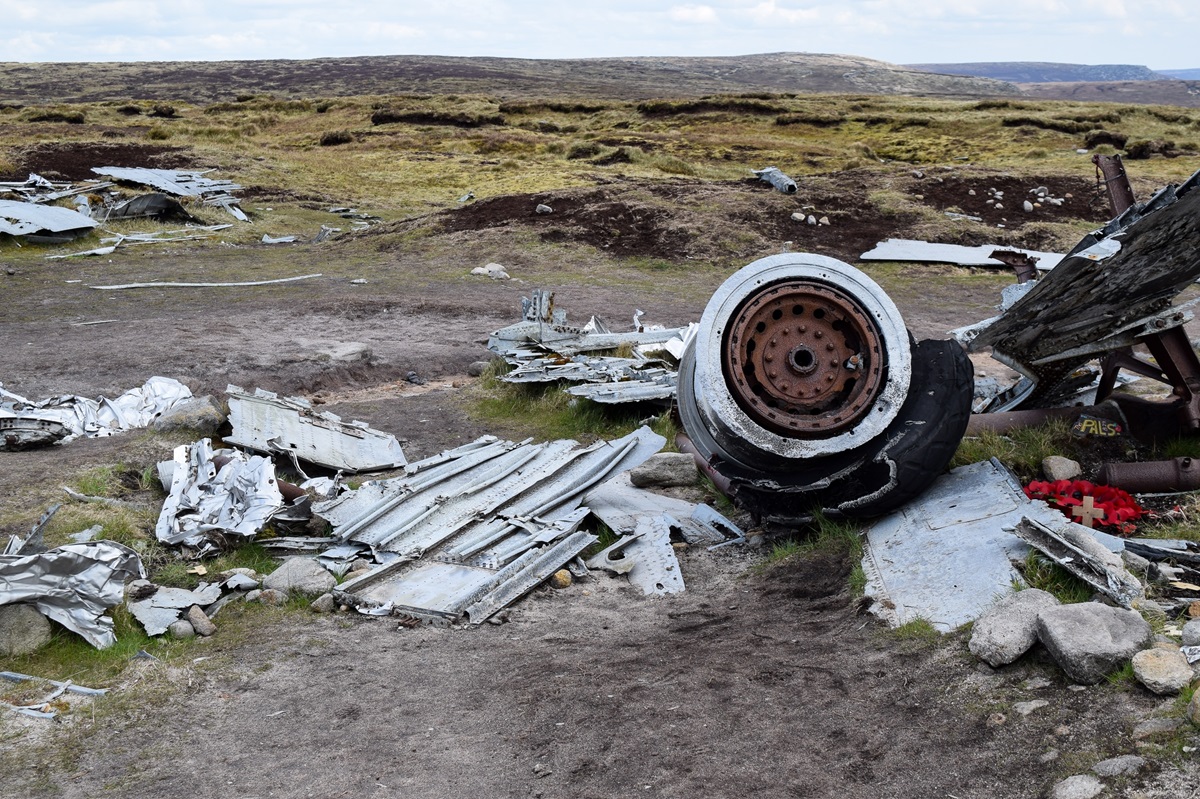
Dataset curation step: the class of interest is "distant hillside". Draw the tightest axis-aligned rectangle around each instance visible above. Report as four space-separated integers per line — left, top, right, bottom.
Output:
909 62 1163 83
1018 79 1200 108
0 52 1017 104
1159 68 1200 80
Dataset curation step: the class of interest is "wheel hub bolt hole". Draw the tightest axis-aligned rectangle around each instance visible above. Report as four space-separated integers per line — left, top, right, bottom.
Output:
788 345 818 374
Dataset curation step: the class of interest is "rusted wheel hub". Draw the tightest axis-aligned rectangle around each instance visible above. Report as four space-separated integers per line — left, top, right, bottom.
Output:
722 279 887 437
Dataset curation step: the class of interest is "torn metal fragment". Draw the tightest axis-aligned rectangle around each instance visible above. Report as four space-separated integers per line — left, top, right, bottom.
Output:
0 541 145 648
752 166 798 194
0 199 98 239
860 239 1062 271
225 385 406 473
1012 517 1144 608
585 473 742 546
126 582 222 636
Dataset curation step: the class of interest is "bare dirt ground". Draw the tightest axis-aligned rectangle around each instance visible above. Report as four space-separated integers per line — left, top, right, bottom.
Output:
2 166 1197 798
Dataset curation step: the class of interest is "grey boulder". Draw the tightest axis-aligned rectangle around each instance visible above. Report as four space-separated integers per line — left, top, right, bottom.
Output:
969 588 1060 667
1050 775 1103 799
151 395 226 434
1037 602 1153 684
0 603 53 656
263 558 335 596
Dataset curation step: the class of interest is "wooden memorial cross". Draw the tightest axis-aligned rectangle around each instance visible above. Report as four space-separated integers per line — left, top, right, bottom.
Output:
1071 495 1104 528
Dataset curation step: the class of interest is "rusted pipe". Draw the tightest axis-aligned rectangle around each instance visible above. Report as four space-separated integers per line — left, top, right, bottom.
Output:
1092 154 1137 216
1096 457 1200 493
966 403 1126 436
675 431 734 499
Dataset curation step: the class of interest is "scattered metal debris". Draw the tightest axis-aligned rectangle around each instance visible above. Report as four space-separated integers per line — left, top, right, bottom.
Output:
126 580 223 636
0 671 109 720
488 289 693 405
677 253 973 526
0 541 145 648
753 166 798 194
261 234 297 244
102 192 194 222
91 166 246 221
585 514 684 595
155 439 290 552
0 376 192 449
89 273 322 290
225 385 407 473
860 238 1063 271
320 427 664 624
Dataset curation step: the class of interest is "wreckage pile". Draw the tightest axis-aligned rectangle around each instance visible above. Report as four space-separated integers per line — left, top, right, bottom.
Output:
4 157 1200 733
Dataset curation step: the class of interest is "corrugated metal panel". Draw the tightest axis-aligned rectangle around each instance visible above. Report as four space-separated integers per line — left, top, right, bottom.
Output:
321 426 665 624
225 386 406 473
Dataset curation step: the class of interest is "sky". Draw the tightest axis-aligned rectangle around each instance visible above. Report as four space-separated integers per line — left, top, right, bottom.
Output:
0 0 1194 70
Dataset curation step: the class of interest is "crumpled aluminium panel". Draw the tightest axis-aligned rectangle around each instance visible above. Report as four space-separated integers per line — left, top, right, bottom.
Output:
319 427 665 624
126 582 223 636
0 199 99 237
0 541 145 648
0 376 192 446
156 439 285 548
225 385 407 473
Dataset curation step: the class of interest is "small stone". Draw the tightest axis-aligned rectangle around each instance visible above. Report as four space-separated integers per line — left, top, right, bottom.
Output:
1189 689 1200 726
1065 193 1074 199
470 263 510 280
1042 455 1082 482
1023 677 1053 690
913 194 924 200
968 189 976 196
0 603 53 656
1054 724 1072 736
1183 619 1200 646
1091 755 1145 777
405 370 425 385
986 712 1007 727
1051 774 1103 799
790 212 804 222
168 619 195 639
986 198 994 205
1040 749 1059 763
1051 198 1064 206
257 588 289 606
311 593 336 613
533 763 553 778
1132 647 1194 695
1188 600 1200 618
535 204 553 215
549 570 573 590
1014 699 1050 716
630 452 699 488
912 170 924 178
185 605 216 637
994 203 1004 210
806 215 817 225
818 216 830 225
467 360 492 377
245 589 262 602
1131 717 1183 739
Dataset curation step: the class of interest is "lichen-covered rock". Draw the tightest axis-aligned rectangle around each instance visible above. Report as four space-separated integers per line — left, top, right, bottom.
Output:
1132 647 1193 694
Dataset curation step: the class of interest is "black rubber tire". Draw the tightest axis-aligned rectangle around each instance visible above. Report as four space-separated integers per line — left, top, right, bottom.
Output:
720 336 974 526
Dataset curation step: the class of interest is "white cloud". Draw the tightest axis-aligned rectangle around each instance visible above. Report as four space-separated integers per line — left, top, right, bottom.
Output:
669 4 719 23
